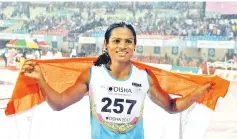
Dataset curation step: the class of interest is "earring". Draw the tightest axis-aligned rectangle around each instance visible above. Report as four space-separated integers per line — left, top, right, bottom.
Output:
134 49 135 51
103 48 107 53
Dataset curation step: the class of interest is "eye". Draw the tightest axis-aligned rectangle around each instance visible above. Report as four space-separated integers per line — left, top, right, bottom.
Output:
113 39 120 44
125 40 133 44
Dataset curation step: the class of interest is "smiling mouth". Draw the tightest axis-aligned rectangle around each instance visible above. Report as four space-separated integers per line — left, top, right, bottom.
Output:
116 51 128 54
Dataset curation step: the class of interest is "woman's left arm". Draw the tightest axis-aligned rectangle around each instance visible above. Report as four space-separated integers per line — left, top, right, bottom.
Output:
147 70 213 114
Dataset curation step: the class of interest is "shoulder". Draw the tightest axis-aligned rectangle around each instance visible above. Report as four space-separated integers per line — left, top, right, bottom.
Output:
143 68 158 86
132 64 148 74
89 65 104 74
87 65 105 82
77 66 92 85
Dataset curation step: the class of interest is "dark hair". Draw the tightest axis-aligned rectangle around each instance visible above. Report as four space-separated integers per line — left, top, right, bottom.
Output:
94 22 137 69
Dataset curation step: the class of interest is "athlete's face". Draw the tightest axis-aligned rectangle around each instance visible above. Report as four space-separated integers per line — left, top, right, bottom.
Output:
105 27 135 63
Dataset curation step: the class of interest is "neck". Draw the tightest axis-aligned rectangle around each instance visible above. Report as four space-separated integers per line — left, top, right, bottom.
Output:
107 60 131 80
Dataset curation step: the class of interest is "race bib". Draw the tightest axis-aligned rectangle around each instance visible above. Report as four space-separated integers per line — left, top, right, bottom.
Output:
94 85 146 124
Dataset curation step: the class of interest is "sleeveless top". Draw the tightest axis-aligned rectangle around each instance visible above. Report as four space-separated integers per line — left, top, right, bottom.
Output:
89 64 150 139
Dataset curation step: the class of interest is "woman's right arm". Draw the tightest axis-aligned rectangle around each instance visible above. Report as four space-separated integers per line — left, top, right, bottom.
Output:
38 69 89 111
22 60 90 111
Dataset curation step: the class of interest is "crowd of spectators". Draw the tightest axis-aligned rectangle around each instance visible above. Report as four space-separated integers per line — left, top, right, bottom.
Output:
0 2 236 40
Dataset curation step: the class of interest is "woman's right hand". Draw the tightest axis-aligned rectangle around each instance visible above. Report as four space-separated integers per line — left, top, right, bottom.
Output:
21 60 44 81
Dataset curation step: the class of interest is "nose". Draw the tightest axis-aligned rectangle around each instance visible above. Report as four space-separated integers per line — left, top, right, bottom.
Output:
118 42 127 49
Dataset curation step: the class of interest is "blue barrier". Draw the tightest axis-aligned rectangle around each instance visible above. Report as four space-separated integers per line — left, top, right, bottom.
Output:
184 36 228 41
171 66 200 74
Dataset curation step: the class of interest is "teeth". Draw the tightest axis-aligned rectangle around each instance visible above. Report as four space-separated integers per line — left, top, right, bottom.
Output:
117 52 126 54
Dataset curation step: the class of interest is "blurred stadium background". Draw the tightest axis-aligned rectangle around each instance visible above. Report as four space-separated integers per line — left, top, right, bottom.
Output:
0 2 236 74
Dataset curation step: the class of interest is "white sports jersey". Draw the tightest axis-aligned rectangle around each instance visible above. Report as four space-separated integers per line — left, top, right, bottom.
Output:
89 64 150 133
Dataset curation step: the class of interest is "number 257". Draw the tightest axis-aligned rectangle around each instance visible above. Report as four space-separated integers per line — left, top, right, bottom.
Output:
101 97 137 114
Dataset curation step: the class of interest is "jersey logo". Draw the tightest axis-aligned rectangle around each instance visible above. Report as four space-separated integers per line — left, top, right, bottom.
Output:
132 82 142 87
107 86 132 93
